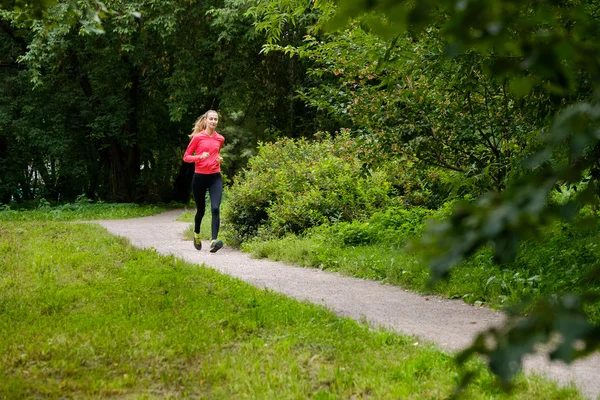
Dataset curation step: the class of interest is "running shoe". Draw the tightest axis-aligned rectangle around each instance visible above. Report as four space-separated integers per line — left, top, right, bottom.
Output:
193 235 202 251
210 239 223 253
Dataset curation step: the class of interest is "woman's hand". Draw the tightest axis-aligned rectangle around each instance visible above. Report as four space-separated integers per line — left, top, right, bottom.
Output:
199 152 210 159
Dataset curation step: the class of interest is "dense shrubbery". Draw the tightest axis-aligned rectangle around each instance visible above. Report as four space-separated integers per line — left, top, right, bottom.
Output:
377 159 453 210
223 133 397 246
222 132 454 247
312 206 434 247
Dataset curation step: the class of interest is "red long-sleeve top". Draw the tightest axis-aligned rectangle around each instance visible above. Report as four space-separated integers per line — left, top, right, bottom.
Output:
182 131 225 174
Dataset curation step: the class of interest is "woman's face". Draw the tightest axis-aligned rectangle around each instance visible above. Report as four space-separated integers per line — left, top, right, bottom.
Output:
207 112 219 129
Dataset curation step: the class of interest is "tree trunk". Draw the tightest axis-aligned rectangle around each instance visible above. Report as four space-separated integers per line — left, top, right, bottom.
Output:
104 140 140 202
105 61 142 202
170 161 194 204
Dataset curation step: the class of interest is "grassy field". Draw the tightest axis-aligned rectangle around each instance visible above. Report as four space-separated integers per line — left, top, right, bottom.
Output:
0 207 584 399
0 202 169 222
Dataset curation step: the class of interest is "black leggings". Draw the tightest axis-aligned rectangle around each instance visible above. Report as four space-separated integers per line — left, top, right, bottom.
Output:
192 173 223 240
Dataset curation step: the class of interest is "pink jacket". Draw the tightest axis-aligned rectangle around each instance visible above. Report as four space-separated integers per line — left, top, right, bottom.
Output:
183 131 225 174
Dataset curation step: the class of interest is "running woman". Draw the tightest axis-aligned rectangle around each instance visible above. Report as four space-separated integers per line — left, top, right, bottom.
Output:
183 110 225 252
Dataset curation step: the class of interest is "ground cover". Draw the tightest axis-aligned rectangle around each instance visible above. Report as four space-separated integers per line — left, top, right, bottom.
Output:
240 209 600 324
0 201 168 222
0 216 583 398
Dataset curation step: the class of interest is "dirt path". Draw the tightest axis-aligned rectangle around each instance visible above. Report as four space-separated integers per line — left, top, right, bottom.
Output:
93 209 600 399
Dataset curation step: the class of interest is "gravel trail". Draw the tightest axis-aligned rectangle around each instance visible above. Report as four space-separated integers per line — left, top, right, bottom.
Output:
93 209 600 399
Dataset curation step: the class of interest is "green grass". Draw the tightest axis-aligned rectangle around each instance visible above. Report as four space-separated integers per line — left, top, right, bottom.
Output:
0 202 169 221
243 221 600 322
0 220 582 399
245 235 434 299
177 208 215 241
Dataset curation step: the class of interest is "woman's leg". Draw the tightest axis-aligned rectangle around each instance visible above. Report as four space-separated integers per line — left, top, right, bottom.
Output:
192 174 208 234
207 173 223 240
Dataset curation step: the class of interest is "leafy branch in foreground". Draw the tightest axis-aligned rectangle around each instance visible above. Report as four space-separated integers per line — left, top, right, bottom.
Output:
456 292 600 387
420 101 600 382
424 103 600 280
323 0 600 386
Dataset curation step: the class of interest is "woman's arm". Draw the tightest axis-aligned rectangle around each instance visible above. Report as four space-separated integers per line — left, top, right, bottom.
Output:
183 136 202 163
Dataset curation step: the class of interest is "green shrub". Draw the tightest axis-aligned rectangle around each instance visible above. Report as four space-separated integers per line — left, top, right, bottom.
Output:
379 159 453 209
315 206 434 246
222 133 398 246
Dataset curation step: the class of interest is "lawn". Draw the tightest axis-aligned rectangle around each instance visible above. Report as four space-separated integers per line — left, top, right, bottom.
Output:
0 209 583 398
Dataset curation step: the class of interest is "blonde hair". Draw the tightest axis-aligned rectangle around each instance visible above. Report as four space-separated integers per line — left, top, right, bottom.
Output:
189 110 218 138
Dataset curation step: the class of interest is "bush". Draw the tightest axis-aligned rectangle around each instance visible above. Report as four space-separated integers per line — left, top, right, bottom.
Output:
222 132 398 246
379 159 453 209
312 206 434 247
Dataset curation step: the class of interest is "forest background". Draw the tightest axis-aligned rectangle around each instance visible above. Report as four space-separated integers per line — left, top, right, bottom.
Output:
2 0 600 386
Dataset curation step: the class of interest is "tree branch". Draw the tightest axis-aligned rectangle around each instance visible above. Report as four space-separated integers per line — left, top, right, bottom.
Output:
0 19 28 50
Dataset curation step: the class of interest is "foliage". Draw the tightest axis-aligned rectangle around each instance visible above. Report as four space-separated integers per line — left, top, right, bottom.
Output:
315 206 433 246
307 0 600 241
1 220 582 399
246 207 600 326
0 0 109 26
0 0 54 17
222 132 398 246
313 0 600 385
256 6 558 196
1 0 328 204
379 157 455 209
0 196 168 220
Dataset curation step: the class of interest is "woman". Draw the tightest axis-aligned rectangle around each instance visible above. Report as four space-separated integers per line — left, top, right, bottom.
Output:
183 110 225 252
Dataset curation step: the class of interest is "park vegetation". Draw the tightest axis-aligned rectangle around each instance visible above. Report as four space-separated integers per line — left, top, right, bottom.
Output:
0 205 582 398
2 0 600 391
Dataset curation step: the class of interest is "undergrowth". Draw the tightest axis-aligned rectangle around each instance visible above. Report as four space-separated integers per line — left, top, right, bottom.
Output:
0 197 170 221
245 206 600 323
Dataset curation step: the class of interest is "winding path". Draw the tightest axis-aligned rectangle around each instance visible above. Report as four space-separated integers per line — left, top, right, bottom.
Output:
94 210 600 399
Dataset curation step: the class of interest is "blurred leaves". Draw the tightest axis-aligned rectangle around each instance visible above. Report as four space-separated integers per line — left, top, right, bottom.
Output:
457 293 600 383
324 0 600 387
423 102 600 282
0 0 56 18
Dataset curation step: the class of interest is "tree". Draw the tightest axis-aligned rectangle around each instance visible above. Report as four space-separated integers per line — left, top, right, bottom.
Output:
328 0 600 387
1 0 55 18
246 0 600 388
269 25 559 194
1 0 329 203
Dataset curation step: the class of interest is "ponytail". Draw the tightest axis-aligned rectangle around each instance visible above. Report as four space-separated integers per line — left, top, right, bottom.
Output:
189 110 218 138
